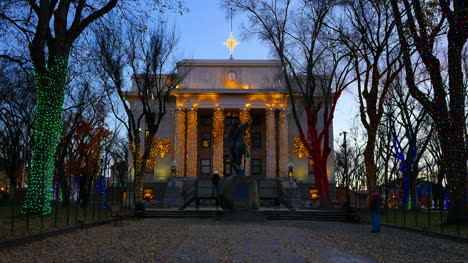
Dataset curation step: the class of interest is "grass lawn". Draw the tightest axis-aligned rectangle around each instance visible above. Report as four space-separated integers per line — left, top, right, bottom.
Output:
359 208 468 238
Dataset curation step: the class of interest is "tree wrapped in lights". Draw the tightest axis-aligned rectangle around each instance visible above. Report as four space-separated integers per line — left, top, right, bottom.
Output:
22 57 68 215
145 137 170 170
390 0 467 224
0 0 187 215
391 136 418 208
292 137 310 159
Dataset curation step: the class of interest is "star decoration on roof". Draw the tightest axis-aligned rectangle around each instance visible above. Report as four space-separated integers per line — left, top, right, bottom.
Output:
224 32 240 59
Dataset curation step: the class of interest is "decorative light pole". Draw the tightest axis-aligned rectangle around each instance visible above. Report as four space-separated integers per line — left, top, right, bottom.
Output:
169 161 177 189
340 131 350 209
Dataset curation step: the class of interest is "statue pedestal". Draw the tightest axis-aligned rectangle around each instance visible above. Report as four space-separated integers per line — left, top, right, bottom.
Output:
218 176 260 210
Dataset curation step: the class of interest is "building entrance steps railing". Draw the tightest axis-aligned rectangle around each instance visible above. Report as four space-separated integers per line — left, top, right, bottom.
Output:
257 179 281 209
179 178 218 210
280 180 299 212
177 177 301 211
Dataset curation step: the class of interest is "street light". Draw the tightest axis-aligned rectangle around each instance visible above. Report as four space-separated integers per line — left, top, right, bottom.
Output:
168 161 177 188
339 131 350 209
288 162 294 181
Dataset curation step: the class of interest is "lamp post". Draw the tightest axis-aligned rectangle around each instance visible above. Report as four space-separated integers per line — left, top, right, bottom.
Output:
288 162 294 182
169 161 177 188
340 131 350 209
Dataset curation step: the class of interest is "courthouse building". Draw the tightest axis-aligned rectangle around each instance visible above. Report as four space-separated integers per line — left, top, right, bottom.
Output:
126 58 336 198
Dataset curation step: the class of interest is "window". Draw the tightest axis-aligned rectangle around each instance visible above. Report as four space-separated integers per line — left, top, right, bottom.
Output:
252 159 262 175
224 132 229 147
251 132 262 148
200 159 211 175
201 132 211 148
200 115 211 125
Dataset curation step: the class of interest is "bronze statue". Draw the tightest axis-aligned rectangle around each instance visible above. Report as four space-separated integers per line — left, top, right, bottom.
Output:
227 122 251 176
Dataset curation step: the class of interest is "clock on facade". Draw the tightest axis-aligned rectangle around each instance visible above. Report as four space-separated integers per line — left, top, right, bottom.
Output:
226 71 238 81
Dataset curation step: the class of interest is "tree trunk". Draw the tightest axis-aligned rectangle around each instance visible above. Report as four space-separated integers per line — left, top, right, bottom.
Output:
313 158 331 207
440 128 467 224
22 56 68 215
134 170 144 204
60 178 70 206
444 26 468 225
409 169 418 211
364 129 378 192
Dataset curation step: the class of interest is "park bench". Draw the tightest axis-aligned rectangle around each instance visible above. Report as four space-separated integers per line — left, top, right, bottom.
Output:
110 205 131 226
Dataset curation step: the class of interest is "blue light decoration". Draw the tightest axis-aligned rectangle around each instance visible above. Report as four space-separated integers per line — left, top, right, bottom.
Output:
392 134 418 209
417 181 433 208
101 152 109 209
96 152 109 209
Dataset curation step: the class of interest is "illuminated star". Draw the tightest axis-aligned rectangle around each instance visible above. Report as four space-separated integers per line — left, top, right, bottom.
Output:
224 32 240 57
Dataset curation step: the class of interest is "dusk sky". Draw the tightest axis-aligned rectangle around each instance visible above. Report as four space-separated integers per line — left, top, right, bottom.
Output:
164 0 361 143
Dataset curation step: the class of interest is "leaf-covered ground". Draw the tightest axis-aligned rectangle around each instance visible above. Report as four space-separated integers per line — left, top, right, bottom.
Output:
0 218 466 263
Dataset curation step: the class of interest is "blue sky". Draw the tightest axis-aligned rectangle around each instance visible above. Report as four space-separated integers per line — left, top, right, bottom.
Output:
164 0 270 60
164 0 360 143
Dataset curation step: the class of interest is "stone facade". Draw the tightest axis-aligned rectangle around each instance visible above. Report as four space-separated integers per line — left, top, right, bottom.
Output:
126 59 335 199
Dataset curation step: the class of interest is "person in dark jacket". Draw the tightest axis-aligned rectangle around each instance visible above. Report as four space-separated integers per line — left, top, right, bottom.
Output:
211 171 220 197
369 190 382 232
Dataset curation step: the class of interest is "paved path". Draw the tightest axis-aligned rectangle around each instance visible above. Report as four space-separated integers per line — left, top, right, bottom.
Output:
165 224 373 263
0 218 466 263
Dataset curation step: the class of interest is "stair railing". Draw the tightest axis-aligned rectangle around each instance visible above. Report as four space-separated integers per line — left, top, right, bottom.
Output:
179 179 197 210
280 183 296 212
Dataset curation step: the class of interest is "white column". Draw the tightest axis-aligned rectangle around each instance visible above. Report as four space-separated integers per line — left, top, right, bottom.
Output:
266 109 277 177
278 109 289 177
174 109 186 176
212 109 224 176
186 108 198 177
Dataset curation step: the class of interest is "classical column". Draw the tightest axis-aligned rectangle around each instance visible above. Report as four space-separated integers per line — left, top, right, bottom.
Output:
186 108 198 177
174 108 186 176
212 109 224 175
278 109 289 177
239 109 252 177
265 109 277 177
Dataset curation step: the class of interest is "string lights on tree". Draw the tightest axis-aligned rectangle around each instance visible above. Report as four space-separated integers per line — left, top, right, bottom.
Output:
145 137 170 170
22 57 68 215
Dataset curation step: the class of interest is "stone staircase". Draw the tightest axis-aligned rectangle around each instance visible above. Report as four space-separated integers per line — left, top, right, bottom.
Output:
262 210 354 221
144 209 355 222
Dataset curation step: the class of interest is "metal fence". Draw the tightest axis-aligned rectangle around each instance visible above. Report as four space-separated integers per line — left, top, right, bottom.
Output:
349 190 466 238
0 185 133 241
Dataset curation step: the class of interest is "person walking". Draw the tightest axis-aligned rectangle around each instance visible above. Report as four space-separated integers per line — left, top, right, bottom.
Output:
369 190 382 233
211 171 220 198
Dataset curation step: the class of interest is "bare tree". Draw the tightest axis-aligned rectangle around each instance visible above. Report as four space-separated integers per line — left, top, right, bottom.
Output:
54 81 106 205
333 0 403 192
0 61 35 199
228 0 355 204
390 0 467 224
386 78 434 210
93 21 186 204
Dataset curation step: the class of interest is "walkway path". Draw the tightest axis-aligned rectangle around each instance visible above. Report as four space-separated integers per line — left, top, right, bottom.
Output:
0 218 466 263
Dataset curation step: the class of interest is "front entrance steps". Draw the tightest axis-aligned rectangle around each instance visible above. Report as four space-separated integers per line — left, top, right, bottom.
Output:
144 207 355 222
